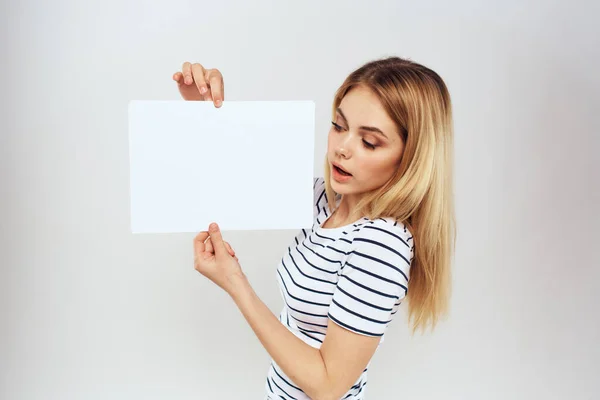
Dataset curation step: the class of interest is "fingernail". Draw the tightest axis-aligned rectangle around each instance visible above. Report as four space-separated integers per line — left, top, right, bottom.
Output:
215 100 222 107
185 77 191 84
200 87 207 94
210 223 218 231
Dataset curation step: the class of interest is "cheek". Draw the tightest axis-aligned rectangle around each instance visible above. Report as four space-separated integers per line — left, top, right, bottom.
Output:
327 129 336 149
360 154 395 178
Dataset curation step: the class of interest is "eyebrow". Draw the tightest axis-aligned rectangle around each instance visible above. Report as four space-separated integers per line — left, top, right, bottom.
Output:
336 107 389 140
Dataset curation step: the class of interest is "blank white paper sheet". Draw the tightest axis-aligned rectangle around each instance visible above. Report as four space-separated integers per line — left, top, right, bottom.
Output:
128 100 315 233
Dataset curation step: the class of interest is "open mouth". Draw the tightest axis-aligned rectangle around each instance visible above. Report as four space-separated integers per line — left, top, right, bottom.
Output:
334 165 352 176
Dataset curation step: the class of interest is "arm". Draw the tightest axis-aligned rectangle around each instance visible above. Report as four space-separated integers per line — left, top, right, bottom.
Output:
224 221 412 399
229 274 380 400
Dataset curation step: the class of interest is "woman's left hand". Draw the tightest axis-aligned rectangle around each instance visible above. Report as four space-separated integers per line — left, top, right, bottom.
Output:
194 223 244 295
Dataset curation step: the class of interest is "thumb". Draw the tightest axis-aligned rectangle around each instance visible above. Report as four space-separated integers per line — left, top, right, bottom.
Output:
208 223 228 256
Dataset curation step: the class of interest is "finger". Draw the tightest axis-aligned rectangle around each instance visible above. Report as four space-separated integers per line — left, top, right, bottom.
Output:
203 235 217 254
182 62 193 85
206 69 224 107
208 223 227 256
191 63 210 99
193 231 210 255
173 71 183 83
224 241 235 257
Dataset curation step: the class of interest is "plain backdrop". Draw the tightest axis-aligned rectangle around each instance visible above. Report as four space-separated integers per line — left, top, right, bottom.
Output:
1 1 599 399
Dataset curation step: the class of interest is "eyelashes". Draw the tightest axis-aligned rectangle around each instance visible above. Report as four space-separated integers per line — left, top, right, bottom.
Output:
331 121 343 131
331 121 377 150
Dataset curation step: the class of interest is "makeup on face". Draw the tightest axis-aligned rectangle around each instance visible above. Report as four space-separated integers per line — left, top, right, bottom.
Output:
332 162 353 182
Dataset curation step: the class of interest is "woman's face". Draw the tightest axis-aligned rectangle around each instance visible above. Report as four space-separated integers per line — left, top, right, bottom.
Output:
327 85 405 204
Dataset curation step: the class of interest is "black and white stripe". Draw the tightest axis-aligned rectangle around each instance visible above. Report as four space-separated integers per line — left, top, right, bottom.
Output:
265 177 414 400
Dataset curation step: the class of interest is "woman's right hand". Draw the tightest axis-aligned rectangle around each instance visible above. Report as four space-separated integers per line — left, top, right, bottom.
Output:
173 62 224 107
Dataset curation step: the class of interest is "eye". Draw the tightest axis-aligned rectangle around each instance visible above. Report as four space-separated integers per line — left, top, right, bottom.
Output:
331 121 344 132
332 121 377 149
363 140 377 150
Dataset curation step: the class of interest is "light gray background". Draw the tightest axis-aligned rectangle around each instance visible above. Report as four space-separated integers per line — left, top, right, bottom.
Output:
2 1 599 399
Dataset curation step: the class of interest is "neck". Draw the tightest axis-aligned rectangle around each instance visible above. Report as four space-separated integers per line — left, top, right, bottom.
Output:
336 194 362 222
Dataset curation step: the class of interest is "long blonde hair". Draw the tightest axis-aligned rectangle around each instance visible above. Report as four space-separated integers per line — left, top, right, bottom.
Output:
323 57 456 334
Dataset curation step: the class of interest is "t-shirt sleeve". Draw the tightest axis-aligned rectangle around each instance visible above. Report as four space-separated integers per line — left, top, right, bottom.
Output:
327 223 414 337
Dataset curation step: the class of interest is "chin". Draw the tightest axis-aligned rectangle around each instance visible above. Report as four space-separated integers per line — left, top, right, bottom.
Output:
330 177 352 190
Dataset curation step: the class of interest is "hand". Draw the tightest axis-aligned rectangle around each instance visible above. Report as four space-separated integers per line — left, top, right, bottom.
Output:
194 223 244 294
173 62 224 107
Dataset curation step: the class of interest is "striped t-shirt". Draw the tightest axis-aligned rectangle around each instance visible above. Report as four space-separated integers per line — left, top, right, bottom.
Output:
264 177 414 399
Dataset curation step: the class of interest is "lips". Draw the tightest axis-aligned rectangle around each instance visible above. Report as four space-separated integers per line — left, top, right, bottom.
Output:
333 162 352 176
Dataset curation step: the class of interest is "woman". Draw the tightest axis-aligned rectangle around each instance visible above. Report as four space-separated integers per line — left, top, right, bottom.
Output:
175 56 456 399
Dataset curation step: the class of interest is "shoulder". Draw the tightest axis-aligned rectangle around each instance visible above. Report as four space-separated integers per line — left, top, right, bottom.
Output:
313 176 325 199
347 218 414 281
355 218 414 249
313 177 328 214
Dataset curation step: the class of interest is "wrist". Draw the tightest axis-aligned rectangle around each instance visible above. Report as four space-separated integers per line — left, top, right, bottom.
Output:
226 272 251 300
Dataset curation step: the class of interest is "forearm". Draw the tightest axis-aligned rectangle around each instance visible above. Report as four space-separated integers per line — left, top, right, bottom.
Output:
228 273 330 399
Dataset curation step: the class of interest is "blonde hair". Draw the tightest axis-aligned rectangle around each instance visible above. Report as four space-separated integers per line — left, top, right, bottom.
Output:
323 57 456 334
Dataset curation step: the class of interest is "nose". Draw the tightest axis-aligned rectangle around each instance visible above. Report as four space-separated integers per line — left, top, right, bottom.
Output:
337 134 353 158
